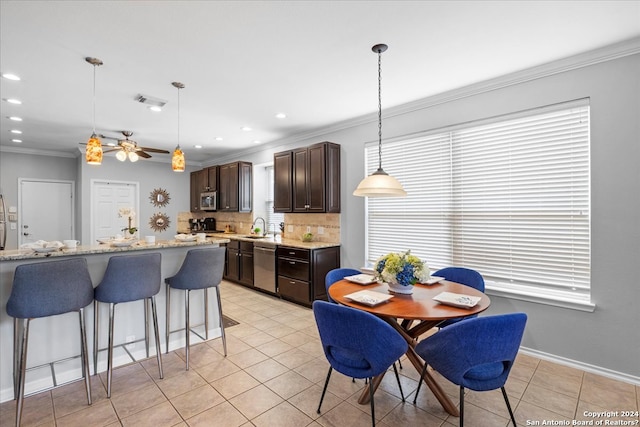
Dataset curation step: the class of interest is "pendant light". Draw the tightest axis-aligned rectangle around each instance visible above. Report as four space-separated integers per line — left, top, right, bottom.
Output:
85 57 103 165
171 82 185 172
353 44 406 197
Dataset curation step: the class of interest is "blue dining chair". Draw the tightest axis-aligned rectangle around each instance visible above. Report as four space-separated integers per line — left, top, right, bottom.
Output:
313 300 408 426
325 267 361 303
433 267 485 328
413 313 527 426
7 258 94 427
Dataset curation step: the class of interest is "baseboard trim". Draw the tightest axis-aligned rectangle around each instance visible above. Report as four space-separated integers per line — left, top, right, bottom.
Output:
520 346 640 386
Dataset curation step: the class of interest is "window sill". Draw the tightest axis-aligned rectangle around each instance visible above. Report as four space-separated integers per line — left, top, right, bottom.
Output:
485 281 595 312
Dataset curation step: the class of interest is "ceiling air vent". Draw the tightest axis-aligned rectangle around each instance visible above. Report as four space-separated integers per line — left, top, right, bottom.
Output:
134 94 167 108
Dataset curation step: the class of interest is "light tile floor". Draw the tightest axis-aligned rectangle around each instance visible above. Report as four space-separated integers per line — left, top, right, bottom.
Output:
2 280 638 427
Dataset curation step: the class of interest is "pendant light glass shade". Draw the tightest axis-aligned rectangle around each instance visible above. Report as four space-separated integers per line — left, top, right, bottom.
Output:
172 81 186 172
353 168 406 197
85 133 103 165
353 44 406 198
85 57 103 165
172 145 185 172
115 150 127 162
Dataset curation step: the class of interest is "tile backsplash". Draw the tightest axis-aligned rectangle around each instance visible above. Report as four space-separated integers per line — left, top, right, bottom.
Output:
177 211 340 243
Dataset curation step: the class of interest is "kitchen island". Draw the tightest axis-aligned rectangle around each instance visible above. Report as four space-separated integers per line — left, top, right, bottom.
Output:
0 237 229 403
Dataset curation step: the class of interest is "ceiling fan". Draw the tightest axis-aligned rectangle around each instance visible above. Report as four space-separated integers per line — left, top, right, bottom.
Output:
99 131 170 162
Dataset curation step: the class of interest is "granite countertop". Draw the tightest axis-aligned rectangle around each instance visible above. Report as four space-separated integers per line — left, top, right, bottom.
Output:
181 229 340 250
0 237 230 262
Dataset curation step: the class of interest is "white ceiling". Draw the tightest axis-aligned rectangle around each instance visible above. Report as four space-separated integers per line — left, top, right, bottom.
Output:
1 1 639 163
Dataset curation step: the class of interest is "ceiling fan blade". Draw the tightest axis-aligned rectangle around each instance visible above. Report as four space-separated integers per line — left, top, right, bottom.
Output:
138 147 170 154
102 148 121 153
137 151 152 159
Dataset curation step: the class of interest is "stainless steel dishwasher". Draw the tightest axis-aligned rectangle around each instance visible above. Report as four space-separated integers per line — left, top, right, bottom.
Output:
254 242 276 293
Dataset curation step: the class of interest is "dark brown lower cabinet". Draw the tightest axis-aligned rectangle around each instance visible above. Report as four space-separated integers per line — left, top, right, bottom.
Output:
224 240 254 287
276 245 340 306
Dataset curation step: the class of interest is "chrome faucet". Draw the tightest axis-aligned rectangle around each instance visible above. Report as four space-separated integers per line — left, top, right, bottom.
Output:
252 217 267 236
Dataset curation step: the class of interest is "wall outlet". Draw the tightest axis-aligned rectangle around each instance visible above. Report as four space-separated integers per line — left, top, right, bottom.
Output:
287 225 293 232
317 226 324 235
306 226 311 233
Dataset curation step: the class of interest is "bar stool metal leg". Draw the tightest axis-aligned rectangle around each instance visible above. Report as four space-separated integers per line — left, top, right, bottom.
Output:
215 287 227 356
93 300 99 376
13 318 19 400
150 296 163 379
144 299 150 359
78 308 92 405
106 302 116 398
15 318 29 427
185 289 191 370
165 284 171 354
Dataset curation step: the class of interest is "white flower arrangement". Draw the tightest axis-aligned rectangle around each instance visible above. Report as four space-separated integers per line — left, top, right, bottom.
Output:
118 207 138 235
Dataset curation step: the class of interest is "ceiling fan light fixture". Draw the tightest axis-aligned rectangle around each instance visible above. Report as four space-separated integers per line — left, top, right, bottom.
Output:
353 43 407 198
128 151 139 162
85 57 103 165
172 81 186 172
116 150 127 162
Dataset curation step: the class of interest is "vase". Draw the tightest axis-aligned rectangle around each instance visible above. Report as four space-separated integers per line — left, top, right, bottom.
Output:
387 280 414 295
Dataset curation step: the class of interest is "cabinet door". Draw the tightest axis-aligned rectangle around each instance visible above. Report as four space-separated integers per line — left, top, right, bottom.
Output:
206 166 217 191
239 250 254 286
190 171 200 213
325 143 341 213
225 247 240 281
273 151 292 212
306 143 327 212
238 162 252 213
218 164 231 211
292 148 309 212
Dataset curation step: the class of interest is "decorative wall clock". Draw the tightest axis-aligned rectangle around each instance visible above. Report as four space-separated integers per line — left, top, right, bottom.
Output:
149 212 170 232
149 188 170 207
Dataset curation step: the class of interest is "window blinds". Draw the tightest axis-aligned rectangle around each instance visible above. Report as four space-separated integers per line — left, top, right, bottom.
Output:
365 99 590 296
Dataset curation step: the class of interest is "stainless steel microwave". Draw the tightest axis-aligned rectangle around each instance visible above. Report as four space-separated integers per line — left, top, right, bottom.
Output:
200 191 217 211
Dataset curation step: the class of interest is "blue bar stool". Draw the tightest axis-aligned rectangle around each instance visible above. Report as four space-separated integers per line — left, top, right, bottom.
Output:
165 246 226 370
93 252 163 397
7 258 94 427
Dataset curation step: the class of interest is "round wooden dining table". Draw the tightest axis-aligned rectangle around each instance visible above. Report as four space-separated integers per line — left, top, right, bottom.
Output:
328 278 490 417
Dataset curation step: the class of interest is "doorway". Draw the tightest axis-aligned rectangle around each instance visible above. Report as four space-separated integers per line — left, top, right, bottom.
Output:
91 180 139 243
18 179 75 246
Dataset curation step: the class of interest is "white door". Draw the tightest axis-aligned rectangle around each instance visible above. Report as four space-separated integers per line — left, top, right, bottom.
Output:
19 179 74 246
92 180 138 243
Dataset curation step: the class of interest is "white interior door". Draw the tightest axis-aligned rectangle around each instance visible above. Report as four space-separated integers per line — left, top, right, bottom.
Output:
19 179 74 246
91 181 138 243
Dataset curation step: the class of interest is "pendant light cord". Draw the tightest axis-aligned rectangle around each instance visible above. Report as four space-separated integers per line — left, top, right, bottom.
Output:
92 64 96 134
177 86 180 148
377 47 383 171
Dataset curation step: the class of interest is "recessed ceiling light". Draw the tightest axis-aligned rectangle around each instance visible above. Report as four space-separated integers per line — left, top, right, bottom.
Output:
2 73 21 81
253 140 262 144
11 139 22 143
4 98 22 104
9 116 22 121
194 145 202 149
275 113 287 119
149 106 162 112
10 129 22 134
241 126 252 132
107 142 116 147
215 137 223 141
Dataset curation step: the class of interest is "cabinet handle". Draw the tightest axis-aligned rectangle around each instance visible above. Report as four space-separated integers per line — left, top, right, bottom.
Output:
288 251 295 255
289 261 295 265
289 281 295 284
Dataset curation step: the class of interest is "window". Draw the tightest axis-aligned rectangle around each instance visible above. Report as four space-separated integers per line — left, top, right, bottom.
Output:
266 165 284 232
364 99 591 308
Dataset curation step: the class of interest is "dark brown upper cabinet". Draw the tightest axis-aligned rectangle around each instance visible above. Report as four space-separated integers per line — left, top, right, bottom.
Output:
218 161 252 212
190 166 217 212
274 141 340 213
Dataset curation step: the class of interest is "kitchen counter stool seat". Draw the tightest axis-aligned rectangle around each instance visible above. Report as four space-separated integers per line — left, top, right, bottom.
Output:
6 258 94 427
165 246 226 370
93 252 163 397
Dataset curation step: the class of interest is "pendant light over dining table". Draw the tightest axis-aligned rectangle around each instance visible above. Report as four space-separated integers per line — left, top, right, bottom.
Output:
353 44 407 197
85 57 103 165
171 82 185 172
